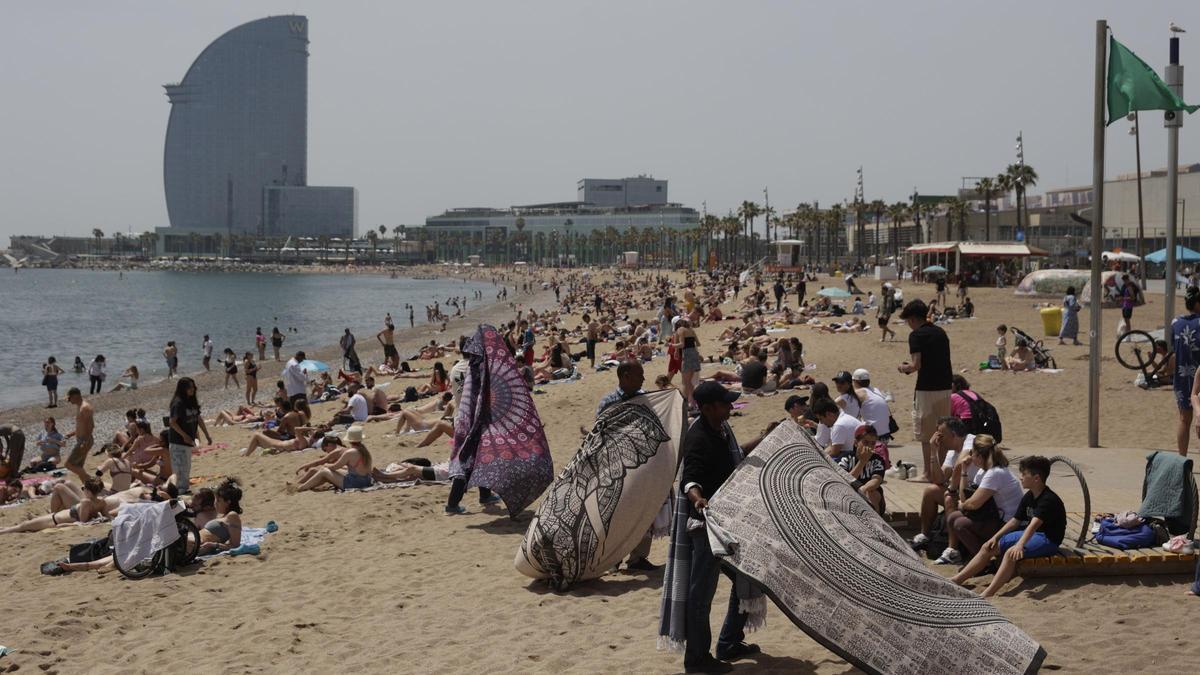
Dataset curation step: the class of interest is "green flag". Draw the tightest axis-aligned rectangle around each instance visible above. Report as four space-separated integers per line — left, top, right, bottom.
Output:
1107 35 1199 126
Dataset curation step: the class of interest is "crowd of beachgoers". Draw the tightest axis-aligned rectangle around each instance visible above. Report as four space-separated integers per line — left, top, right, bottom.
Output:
2 259 1197 673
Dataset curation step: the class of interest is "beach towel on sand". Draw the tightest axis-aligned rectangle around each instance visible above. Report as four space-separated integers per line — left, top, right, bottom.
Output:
515 389 684 589
451 324 553 517
692 421 1046 675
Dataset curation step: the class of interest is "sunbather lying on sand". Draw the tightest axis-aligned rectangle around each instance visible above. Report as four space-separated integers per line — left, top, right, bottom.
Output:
0 478 111 534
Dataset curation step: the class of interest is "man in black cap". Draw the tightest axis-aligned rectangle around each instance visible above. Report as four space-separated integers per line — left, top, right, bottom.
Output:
677 381 771 673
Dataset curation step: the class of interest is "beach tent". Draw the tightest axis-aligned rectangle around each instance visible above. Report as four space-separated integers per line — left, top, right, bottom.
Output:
1144 246 1200 264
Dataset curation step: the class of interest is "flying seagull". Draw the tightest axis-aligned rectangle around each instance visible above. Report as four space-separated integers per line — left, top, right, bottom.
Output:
1170 22 1186 33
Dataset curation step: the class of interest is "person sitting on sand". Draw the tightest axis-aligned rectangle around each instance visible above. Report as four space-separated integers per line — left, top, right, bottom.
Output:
1006 337 1037 371
198 478 243 555
0 477 111 534
291 426 373 492
127 423 167 485
28 416 65 472
110 365 139 392
950 456 1066 597
94 443 133 493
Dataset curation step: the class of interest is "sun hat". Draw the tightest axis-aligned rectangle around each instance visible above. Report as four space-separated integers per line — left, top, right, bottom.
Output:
345 426 364 443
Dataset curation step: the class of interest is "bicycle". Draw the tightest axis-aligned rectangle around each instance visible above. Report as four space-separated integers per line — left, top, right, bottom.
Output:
1114 329 1171 388
112 499 202 580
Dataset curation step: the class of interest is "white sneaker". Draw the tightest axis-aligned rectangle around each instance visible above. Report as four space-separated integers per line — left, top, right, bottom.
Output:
905 465 920 480
934 548 963 565
885 467 904 480
910 533 930 547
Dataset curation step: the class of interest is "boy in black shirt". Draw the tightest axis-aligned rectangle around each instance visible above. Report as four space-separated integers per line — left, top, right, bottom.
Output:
950 455 1065 597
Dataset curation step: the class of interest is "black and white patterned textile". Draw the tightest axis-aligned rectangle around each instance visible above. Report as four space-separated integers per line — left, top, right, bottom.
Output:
704 420 1046 675
515 389 684 589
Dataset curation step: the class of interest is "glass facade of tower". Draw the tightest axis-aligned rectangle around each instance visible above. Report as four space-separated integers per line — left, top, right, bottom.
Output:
163 16 311 233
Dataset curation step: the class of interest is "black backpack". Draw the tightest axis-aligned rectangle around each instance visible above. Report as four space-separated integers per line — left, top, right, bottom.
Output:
964 392 1003 442
68 533 113 563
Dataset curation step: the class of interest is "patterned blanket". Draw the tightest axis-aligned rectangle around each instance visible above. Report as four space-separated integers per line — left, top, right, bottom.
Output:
515 389 684 589
703 420 1046 675
450 324 553 517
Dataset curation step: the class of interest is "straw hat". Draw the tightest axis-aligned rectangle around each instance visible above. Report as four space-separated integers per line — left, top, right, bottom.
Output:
345 426 364 443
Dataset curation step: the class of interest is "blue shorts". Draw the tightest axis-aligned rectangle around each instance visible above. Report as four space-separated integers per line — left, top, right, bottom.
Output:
998 531 1060 558
342 472 373 490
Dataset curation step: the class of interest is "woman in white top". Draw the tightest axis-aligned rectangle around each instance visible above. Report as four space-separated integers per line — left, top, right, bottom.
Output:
935 434 1022 565
832 373 893 439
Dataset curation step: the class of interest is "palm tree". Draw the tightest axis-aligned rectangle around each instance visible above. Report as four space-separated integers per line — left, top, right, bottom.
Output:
367 229 379 261
737 201 761 263
974 177 996 242
944 198 969 241
887 202 908 263
869 199 886 263
762 204 777 244
1006 163 1039 233
827 204 844 265
91 228 104 258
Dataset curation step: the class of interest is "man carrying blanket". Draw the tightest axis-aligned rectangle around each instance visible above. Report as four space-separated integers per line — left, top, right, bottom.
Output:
595 361 660 572
668 381 769 673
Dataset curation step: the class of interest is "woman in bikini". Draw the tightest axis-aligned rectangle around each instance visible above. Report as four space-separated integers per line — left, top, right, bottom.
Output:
223 348 240 389
243 352 259 406
189 487 217 530
198 478 243 554
239 422 330 457
94 444 133 493
394 399 455 435
0 477 111 534
292 427 373 491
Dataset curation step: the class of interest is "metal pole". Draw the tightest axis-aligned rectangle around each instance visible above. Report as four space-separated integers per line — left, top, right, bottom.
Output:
1088 20 1107 448
1134 113 1145 285
1165 36 1183 335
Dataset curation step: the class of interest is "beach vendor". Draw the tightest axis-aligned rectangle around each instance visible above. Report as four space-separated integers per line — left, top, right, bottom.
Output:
594 361 659 572
675 381 766 673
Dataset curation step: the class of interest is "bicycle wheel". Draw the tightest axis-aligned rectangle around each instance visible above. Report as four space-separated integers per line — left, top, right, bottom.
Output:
167 517 201 571
1114 330 1156 371
113 547 164 580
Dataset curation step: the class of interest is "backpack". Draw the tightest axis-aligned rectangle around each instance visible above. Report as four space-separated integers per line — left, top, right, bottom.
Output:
68 534 113 563
963 392 1003 442
1094 518 1156 550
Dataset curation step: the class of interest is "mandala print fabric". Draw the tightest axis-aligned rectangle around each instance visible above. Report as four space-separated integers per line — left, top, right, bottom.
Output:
516 389 685 588
452 324 553 517
704 420 1046 675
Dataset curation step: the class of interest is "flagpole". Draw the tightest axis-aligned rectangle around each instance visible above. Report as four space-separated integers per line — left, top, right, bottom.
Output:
1164 35 1184 338
1089 19 1107 448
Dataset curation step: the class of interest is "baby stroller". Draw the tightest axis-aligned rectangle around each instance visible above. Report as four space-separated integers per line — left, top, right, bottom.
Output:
1010 327 1057 369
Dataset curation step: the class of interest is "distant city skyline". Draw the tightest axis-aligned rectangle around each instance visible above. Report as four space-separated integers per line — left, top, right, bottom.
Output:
2 1 1199 245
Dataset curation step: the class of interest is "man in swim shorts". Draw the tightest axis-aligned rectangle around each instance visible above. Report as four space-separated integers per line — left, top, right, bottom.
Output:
63 388 95 482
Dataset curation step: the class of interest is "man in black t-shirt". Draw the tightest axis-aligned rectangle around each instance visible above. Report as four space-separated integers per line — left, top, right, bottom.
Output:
950 455 1066 598
897 299 952 480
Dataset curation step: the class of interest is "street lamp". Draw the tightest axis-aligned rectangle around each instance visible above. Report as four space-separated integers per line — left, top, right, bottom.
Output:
1128 112 1146 284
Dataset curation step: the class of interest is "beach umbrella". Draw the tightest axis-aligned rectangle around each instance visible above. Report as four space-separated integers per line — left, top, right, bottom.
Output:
298 359 329 373
923 265 948 273
818 287 852 298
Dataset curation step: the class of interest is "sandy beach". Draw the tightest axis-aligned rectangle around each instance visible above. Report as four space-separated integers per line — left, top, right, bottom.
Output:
1 269 1196 674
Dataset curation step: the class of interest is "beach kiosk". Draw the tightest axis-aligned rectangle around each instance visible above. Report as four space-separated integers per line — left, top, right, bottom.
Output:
769 240 804 273
467 254 482 266
620 251 639 269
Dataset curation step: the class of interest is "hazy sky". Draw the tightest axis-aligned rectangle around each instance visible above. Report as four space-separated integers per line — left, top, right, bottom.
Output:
2 1 1199 245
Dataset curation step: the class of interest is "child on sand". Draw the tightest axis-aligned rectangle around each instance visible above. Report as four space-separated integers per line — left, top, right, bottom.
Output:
950 455 1066 598
996 324 1008 371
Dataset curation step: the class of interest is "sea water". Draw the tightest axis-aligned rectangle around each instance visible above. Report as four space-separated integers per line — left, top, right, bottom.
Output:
0 269 493 411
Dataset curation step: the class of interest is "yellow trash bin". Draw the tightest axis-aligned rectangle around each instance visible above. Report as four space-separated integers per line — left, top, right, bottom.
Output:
1040 307 1062 337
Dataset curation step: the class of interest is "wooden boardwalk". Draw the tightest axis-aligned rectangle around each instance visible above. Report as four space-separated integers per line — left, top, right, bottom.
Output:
881 477 1197 578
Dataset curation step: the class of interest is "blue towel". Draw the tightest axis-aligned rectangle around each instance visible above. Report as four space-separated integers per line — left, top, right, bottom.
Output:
1139 451 1194 523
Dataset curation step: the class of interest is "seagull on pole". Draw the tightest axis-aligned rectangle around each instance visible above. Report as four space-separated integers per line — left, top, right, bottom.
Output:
1170 22 1186 33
